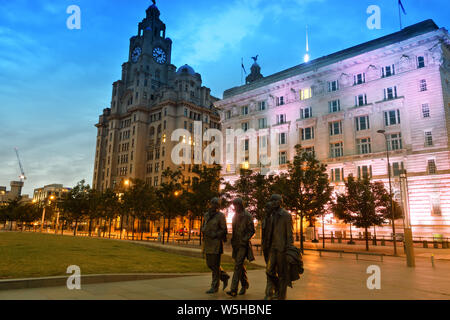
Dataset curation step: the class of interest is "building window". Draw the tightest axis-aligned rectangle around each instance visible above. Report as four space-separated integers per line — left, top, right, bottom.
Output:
276 96 285 106
279 132 287 145
384 110 401 126
241 122 249 132
330 142 343 158
417 56 425 68
358 165 372 179
154 177 158 187
387 133 402 151
424 131 433 147
431 196 441 216
303 146 315 155
276 114 287 125
331 168 344 182
392 162 404 176
354 73 366 85
329 121 343 136
382 64 395 78
357 138 372 154
328 80 339 92
243 139 249 151
301 127 314 141
384 86 398 100
258 118 267 129
419 79 427 92
241 106 249 115
355 115 370 131
300 88 312 100
427 159 437 174
300 107 312 119
258 101 266 111
279 151 287 165
355 94 368 106
259 136 268 149
328 99 340 113
422 104 430 118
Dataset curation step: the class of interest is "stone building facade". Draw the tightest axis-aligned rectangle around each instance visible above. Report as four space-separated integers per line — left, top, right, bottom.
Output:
216 20 450 237
93 4 220 192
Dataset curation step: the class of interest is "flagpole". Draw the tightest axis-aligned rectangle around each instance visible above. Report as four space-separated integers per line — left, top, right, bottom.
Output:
398 2 402 30
241 57 243 85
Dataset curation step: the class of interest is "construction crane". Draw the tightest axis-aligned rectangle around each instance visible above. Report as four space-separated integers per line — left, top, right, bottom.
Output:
14 147 26 182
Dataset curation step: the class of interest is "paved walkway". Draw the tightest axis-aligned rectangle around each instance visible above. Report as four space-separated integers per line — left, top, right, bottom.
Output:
1 252 449 300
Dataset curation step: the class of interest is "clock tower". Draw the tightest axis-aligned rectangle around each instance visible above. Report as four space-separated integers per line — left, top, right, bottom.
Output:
93 2 220 193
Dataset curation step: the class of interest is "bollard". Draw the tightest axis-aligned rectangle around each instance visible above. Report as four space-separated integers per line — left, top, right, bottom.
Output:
431 254 435 268
433 241 439 249
423 240 428 248
331 237 335 243
338 237 342 244
381 239 385 246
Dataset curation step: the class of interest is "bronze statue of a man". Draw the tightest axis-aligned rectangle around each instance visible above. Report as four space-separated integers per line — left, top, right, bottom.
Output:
226 198 255 297
201 197 230 294
263 194 294 300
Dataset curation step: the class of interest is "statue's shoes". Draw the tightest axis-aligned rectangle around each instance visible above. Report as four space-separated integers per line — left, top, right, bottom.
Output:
226 290 237 297
222 276 230 291
238 284 249 295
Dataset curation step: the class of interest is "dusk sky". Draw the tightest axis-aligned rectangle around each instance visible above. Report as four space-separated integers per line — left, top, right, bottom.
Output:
0 0 448 195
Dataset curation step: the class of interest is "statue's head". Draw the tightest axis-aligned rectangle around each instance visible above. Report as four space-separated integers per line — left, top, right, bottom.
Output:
270 194 283 209
210 197 220 211
232 198 244 213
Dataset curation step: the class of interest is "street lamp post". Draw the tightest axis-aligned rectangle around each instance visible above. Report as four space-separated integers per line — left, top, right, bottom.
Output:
400 170 415 267
377 130 398 256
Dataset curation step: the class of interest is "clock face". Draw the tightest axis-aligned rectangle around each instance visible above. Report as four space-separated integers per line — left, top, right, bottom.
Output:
131 47 142 63
153 47 167 65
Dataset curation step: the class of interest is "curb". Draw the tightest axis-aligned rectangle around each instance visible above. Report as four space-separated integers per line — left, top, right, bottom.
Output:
0 273 205 292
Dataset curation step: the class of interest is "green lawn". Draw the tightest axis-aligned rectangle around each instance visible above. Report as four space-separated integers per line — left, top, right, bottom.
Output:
0 232 256 279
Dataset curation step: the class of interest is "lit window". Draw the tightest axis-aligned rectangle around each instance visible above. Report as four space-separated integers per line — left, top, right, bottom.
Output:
300 88 312 100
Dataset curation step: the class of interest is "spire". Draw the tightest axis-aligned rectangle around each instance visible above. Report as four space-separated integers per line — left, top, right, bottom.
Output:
146 0 160 19
304 25 310 63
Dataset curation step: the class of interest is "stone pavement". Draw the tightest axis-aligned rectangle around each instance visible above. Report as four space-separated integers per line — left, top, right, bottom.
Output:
1 252 449 300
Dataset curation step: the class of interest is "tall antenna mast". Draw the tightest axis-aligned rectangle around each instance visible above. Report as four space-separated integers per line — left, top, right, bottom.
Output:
304 25 310 63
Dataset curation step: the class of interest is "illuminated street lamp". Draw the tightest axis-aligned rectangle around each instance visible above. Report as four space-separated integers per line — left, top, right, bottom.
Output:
400 170 415 267
377 129 398 255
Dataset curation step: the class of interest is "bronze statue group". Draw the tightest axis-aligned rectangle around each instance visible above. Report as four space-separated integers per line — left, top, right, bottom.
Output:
201 195 304 300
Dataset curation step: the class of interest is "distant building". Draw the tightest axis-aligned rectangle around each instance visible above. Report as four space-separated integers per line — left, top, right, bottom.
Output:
0 181 27 205
32 184 70 204
216 20 450 237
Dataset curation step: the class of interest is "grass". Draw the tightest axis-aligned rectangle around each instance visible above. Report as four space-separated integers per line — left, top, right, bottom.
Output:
0 232 259 279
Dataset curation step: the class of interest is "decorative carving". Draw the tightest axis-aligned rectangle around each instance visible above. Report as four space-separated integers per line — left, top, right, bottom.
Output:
339 73 352 87
366 64 379 81
398 54 412 72
429 43 444 66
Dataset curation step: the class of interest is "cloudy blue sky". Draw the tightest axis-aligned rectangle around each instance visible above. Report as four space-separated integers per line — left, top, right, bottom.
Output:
0 0 448 195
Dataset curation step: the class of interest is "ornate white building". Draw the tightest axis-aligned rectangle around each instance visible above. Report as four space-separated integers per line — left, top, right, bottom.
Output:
216 20 450 237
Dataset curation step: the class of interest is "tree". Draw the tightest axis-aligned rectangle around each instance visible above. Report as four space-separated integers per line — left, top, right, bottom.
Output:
14 202 41 231
59 180 91 236
157 168 187 244
275 145 333 253
332 175 389 251
122 179 158 241
97 189 120 238
187 165 222 243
